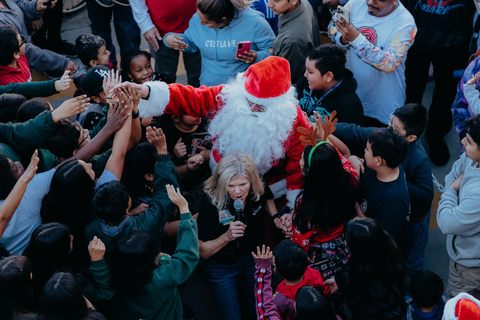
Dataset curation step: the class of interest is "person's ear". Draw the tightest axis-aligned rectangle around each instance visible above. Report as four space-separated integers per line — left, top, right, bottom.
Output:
291 0 299 5
406 134 417 143
89 60 97 68
91 95 101 104
171 115 180 123
375 156 383 167
324 71 335 83
144 173 155 182
127 72 133 80
72 148 78 156
13 51 20 59
220 17 227 24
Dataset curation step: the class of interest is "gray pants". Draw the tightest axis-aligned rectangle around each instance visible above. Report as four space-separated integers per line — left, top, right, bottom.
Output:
447 259 480 297
150 39 201 87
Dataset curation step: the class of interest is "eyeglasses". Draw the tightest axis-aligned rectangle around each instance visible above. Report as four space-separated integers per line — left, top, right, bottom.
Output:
18 34 27 51
77 128 89 148
246 99 265 112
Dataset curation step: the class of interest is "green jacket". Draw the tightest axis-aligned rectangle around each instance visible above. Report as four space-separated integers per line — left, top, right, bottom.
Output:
84 154 179 254
77 258 115 302
88 104 113 152
91 213 199 320
0 80 58 98
0 111 57 154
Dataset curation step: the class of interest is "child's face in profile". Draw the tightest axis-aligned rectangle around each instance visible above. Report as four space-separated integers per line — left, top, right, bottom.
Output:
128 54 154 84
95 45 110 67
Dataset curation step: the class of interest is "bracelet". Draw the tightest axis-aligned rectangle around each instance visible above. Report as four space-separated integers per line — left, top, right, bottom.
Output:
132 111 139 119
271 213 281 221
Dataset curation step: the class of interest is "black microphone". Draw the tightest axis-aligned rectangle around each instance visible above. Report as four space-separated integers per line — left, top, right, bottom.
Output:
233 199 243 249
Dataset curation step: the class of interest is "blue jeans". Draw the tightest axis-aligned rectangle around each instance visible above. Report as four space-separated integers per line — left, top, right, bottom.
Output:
201 254 256 320
405 209 431 275
86 0 141 64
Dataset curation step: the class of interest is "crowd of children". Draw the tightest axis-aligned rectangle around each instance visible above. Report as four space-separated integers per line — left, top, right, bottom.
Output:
1 0 480 319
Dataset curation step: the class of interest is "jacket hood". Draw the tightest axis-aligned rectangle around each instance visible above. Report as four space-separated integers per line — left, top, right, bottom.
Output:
328 68 358 98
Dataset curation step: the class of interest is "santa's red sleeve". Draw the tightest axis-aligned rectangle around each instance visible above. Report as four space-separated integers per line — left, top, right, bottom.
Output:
138 81 224 119
284 107 309 208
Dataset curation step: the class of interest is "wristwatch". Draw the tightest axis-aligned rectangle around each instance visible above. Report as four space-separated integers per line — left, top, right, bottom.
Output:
271 213 281 221
132 111 140 119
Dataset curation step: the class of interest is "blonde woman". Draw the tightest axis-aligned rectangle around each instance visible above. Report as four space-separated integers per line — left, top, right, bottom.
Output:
163 0 275 86
197 151 278 320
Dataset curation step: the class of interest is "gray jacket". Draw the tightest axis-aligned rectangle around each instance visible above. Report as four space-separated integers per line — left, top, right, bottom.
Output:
437 152 480 267
272 1 320 83
0 0 69 73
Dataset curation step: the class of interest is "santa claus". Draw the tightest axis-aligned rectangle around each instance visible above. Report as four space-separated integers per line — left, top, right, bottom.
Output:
123 56 308 209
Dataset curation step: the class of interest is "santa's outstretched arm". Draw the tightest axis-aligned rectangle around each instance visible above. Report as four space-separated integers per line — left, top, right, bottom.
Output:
285 109 309 208
126 81 225 119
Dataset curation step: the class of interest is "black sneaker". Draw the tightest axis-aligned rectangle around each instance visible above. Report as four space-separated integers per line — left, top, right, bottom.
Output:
427 136 450 166
46 40 78 58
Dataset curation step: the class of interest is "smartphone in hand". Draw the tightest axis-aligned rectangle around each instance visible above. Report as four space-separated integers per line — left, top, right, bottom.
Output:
236 41 252 59
337 5 350 24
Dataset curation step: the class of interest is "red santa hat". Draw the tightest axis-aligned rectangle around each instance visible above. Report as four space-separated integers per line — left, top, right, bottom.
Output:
242 56 293 105
444 292 480 320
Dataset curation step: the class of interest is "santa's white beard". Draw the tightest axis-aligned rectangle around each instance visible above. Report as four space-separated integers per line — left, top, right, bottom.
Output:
209 74 298 174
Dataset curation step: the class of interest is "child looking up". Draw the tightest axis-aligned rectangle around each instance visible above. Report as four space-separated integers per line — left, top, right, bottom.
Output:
273 240 329 320
121 49 172 84
0 25 30 85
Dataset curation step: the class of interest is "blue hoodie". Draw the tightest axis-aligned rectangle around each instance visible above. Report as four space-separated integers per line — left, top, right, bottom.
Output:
164 8 276 86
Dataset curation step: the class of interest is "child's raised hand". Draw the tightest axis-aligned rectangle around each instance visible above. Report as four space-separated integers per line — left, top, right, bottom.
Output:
187 154 204 171
54 70 72 92
51 95 90 123
146 126 167 154
20 150 39 183
105 100 129 133
166 184 189 213
466 72 480 86
252 244 273 260
103 69 121 97
88 236 106 262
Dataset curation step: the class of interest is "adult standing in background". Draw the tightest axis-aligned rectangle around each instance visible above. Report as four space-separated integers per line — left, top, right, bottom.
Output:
403 0 474 166
268 0 321 84
163 0 275 86
85 0 141 68
130 0 201 87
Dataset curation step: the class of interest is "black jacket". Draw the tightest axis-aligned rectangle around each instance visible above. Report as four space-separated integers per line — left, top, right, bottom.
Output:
296 69 364 125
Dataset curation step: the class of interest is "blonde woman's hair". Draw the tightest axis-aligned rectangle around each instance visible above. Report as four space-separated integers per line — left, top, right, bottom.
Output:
197 0 255 23
204 151 264 210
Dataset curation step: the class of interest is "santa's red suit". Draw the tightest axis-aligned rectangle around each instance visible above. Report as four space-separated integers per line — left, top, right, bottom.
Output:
138 56 308 208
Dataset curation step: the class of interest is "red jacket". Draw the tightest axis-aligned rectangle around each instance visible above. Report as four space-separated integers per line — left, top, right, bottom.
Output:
145 0 197 36
0 55 31 86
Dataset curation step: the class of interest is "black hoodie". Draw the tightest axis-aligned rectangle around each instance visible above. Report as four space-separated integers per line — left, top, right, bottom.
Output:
296 68 364 125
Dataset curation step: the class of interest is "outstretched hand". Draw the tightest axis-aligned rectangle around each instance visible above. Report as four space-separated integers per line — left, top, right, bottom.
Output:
54 70 72 92
252 244 273 260
51 95 90 123
166 184 189 213
105 100 129 133
103 69 121 97
20 150 39 183
466 72 480 86
146 126 167 154
88 236 106 262
165 34 188 51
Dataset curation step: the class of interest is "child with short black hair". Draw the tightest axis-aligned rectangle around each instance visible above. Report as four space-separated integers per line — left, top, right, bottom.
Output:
73 34 111 97
273 240 328 320
121 49 172 84
407 270 445 320
296 44 363 125
0 25 31 85
0 93 27 123
360 127 412 259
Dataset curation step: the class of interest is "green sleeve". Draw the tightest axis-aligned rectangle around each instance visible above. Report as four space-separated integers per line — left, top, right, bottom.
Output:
132 154 180 239
155 213 199 287
80 258 116 301
0 80 58 99
90 149 112 178
0 111 57 154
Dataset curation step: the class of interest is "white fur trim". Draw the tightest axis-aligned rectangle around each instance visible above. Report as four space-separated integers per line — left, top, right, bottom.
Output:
444 292 480 320
138 81 170 118
269 179 287 199
243 85 297 108
286 189 300 209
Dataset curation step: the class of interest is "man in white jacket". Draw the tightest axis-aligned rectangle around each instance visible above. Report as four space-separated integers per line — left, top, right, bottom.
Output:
437 114 480 297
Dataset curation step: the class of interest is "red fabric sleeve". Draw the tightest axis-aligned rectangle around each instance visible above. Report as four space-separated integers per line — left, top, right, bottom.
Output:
164 84 225 119
284 107 309 193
